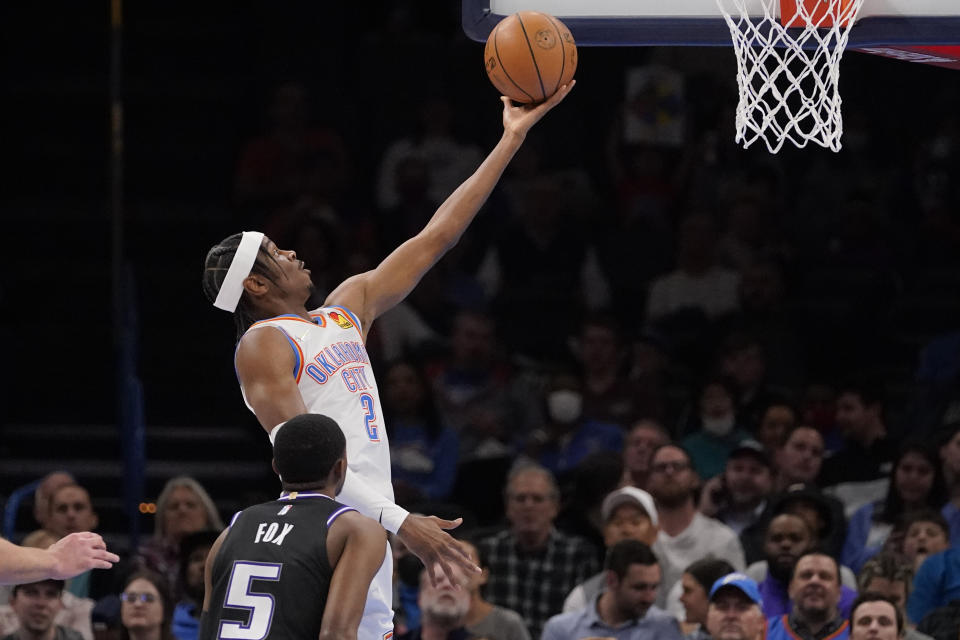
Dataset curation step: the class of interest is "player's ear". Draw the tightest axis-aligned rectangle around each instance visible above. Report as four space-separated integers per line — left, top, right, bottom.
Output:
271 458 280 478
243 274 270 298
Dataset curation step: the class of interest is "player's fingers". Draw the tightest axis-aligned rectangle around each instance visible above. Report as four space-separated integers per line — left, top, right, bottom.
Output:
95 550 120 563
541 80 576 109
437 559 461 588
434 516 463 530
89 560 114 570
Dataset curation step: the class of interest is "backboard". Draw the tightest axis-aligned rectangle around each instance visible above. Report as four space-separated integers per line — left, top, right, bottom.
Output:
462 0 960 47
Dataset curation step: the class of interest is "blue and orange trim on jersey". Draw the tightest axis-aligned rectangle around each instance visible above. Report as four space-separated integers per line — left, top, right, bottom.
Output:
243 315 313 383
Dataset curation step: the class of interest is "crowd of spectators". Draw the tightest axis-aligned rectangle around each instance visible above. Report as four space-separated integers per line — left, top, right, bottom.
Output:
4 7 960 639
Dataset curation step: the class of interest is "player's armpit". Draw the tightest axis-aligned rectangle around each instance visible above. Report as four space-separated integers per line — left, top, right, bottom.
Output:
235 327 308 433
320 513 388 640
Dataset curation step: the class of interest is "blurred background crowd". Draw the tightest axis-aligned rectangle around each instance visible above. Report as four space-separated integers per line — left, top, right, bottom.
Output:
1 2 960 640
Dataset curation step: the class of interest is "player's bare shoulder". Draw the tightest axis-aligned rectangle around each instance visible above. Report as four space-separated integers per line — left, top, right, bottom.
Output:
235 324 297 378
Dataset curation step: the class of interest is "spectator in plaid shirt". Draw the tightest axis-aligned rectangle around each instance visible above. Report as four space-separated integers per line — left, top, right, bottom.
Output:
478 463 600 638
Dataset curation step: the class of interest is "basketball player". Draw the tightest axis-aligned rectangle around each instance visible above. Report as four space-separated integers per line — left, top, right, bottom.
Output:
201 413 387 639
203 85 574 638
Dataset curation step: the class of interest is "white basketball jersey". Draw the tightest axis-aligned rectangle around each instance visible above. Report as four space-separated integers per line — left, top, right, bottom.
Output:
240 307 394 503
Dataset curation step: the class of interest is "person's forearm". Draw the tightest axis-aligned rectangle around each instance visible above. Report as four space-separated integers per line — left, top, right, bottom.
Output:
0 538 55 585
337 467 409 534
420 130 525 250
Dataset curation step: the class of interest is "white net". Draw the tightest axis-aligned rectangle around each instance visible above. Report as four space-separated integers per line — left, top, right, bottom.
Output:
715 0 867 153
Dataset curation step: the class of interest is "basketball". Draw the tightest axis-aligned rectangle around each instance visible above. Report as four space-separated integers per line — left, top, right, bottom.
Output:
484 12 577 104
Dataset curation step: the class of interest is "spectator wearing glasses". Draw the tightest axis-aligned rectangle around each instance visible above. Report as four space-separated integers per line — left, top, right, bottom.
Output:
119 571 173 640
647 445 745 618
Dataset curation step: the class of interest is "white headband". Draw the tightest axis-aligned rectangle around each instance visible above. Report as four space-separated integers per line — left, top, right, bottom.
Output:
213 231 265 312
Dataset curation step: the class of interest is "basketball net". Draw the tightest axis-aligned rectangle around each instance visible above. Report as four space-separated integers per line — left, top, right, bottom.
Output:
715 0 866 152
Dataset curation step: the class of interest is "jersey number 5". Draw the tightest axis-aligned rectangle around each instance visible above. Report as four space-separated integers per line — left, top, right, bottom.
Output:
360 392 380 441
218 561 282 640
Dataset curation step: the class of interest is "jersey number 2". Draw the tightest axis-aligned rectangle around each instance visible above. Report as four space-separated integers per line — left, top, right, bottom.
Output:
360 392 379 441
218 561 282 640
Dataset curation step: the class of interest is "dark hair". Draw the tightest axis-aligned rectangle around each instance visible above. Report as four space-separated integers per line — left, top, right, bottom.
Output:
936 422 960 449
580 312 623 342
120 569 174 640
684 558 736 593
876 442 947 525
604 539 658 580
849 592 904 634
699 375 740 405
898 508 950 539
790 549 840 584
273 414 346 486
178 530 221 592
11 579 64 596
380 359 444 442
202 232 282 339
837 378 884 409
857 553 914 597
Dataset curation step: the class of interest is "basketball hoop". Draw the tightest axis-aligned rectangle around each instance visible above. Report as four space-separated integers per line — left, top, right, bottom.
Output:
715 0 866 152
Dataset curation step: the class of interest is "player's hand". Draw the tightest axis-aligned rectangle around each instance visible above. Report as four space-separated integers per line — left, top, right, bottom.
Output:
501 79 575 139
396 514 480 588
48 532 120 579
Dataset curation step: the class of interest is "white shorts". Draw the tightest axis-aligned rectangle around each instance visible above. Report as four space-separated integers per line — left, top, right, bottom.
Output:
358 542 394 639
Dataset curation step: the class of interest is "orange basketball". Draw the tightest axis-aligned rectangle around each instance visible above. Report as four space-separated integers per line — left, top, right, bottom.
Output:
484 12 577 104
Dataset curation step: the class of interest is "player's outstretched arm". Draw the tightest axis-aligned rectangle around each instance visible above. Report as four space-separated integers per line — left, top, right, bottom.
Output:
325 82 575 337
235 327 309 433
320 512 388 640
0 532 120 585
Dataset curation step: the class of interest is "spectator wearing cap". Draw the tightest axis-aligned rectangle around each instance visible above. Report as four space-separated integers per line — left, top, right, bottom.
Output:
705 573 766 640
699 440 774 536
679 559 736 640
647 445 745 619
542 540 684 640
563 487 663 613
751 514 857 619
742 483 847 565
1 580 83 640
767 551 850 640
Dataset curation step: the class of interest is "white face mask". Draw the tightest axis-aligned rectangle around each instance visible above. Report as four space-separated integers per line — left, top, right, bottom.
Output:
548 390 583 424
702 414 735 437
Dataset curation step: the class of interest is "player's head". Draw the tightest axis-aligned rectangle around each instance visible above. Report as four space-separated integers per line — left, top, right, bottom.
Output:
202 232 314 337
272 413 347 494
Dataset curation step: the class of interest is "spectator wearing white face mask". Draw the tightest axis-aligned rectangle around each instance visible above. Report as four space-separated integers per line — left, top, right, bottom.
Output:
527 372 624 480
682 377 753 481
